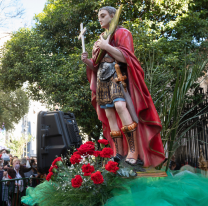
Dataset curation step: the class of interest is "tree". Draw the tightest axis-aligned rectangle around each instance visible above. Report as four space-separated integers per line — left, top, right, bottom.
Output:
0 87 29 130
1 0 208 142
0 0 29 131
5 133 34 158
0 27 102 138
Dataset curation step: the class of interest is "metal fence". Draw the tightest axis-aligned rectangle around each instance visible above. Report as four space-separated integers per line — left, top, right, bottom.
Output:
0 177 44 206
175 87 208 168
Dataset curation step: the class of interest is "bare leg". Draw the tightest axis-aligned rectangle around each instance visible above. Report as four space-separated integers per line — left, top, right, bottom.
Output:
105 108 123 156
105 107 119 131
114 101 132 125
114 101 139 160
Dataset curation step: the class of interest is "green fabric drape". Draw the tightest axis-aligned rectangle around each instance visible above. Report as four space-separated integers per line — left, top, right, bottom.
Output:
105 170 208 206
21 167 208 206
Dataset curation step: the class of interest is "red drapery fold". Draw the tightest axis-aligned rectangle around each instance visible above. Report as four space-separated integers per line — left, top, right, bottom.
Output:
86 27 165 167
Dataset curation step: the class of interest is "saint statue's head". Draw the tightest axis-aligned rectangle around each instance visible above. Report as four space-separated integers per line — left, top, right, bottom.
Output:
98 6 116 29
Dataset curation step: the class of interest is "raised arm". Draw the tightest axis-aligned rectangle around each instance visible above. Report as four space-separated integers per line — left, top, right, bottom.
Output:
81 52 97 71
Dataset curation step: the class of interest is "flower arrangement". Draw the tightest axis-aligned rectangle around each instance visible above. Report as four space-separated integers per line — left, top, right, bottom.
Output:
44 139 137 206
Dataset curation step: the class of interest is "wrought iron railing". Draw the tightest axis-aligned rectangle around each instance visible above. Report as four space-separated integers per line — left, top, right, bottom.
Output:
0 177 44 206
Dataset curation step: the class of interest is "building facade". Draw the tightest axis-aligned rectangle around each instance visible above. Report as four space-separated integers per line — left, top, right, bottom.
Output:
6 100 48 157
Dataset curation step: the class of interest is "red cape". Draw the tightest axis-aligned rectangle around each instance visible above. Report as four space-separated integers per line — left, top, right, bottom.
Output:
86 27 165 167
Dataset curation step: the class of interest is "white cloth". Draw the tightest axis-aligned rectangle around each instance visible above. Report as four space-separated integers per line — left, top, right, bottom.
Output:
14 168 24 192
1 153 10 161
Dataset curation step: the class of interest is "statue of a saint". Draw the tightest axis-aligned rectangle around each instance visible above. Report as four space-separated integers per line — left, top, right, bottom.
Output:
81 6 165 167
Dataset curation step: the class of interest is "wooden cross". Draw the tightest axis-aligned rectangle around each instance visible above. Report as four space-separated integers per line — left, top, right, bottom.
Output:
78 23 87 53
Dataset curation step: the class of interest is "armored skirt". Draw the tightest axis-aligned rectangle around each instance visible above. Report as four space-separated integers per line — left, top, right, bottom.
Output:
96 57 127 109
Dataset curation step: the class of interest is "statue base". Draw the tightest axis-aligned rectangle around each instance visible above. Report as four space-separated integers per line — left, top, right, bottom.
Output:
136 166 167 177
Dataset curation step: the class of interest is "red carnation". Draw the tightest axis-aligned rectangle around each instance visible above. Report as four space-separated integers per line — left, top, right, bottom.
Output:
98 139 109 145
71 175 83 188
46 172 54 181
78 143 95 156
52 157 62 166
91 171 104 184
93 151 101 157
70 154 82 165
105 161 119 174
100 148 114 158
8 175 12 179
73 151 81 155
0 154 2 159
49 165 58 173
85 141 95 146
82 163 95 176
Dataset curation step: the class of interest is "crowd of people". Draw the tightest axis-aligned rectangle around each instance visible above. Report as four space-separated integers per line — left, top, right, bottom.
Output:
0 149 45 206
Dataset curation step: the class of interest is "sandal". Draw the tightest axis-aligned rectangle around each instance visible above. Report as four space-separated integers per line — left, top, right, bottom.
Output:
125 157 144 166
112 153 125 163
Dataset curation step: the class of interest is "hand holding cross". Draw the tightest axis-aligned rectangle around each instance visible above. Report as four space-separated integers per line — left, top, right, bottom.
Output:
79 22 97 71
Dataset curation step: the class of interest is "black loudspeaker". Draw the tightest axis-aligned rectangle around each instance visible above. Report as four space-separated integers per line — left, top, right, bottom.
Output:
37 111 82 174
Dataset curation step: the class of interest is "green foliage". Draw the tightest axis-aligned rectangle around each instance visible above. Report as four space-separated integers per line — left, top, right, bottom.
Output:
0 88 29 130
144 48 208 170
163 58 208 171
117 167 136 177
0 28 101 138
5 134 34 158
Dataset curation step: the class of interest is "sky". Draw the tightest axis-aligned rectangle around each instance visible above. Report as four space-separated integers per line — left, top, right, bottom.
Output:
20 0 47 28
2 0 48 32
0 0 47 48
